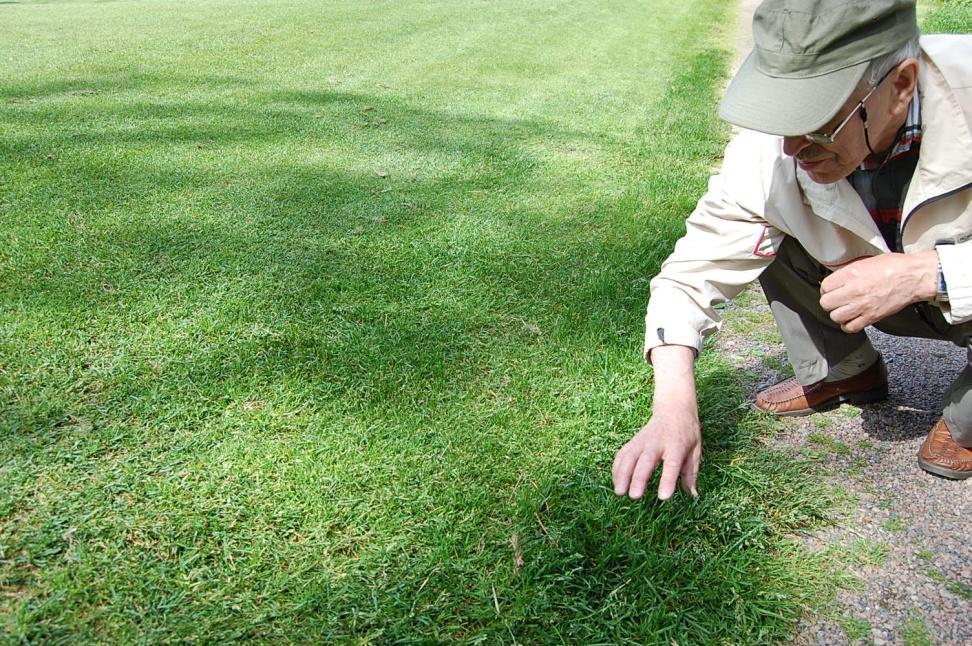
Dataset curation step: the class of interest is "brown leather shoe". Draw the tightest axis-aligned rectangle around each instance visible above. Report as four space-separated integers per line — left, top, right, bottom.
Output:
754 358 888 417
918 417 972 480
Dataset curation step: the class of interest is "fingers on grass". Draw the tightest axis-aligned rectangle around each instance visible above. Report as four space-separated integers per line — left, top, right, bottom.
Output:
627 451 660 500
612 443 645 496
679 447 701 498
612 449 635 496
611 444 628 479
656 452 685 501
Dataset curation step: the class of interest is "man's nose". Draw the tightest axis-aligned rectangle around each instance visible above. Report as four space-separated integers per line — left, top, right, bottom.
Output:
782 135 811 158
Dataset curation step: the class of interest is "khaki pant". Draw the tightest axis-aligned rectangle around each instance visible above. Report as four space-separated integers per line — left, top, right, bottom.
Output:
758 237 972 446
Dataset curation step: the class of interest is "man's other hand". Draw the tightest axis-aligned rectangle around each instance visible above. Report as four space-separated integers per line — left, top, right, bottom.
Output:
819 251 939 333
612 406 701 501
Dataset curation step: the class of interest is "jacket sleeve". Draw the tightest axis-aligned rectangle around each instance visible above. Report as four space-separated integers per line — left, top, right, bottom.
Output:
644 132 785 361
936 240 972 324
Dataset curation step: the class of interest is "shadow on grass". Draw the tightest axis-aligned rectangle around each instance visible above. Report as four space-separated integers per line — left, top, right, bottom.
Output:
1 51 726 437
1 71 258 103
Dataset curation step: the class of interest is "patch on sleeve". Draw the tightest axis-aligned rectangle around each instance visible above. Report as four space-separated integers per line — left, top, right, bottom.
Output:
753 226 777 258
657 327 665 343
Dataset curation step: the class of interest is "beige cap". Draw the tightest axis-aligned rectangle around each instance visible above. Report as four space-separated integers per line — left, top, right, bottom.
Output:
719 0 918 136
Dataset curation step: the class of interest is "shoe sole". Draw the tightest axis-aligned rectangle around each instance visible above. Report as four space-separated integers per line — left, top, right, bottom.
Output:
917 456 972 480
755 385 889 417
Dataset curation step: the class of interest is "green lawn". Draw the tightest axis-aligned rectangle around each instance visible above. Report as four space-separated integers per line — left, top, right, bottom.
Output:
921 0 972 31
0 0 842 642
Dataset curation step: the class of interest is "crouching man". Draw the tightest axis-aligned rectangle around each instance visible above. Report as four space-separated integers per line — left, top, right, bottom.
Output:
613 0 972 500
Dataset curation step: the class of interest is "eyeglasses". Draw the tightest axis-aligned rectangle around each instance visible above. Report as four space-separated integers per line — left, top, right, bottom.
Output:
802 68 894 145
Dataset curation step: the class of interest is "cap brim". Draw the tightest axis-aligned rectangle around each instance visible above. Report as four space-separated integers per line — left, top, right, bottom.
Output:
718 50 869 136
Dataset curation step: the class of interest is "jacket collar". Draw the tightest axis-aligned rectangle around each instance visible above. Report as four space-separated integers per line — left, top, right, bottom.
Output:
902 42 972 219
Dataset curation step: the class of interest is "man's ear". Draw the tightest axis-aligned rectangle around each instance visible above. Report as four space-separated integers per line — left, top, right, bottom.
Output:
888 58 919 116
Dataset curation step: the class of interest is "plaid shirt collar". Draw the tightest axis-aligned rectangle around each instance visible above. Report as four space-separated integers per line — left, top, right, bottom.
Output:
859 91 922 171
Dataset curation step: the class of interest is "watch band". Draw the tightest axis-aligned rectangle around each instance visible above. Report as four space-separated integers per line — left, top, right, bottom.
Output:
936 257 949 303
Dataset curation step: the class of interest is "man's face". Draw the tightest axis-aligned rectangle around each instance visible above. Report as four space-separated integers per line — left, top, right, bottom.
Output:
780 86 878 184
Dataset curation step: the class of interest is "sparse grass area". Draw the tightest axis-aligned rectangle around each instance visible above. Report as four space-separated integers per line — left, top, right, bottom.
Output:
811 416 834 430
0 0 853 641
761 355 790 374
727 310 784 346
881 516 907 533
836 614 873 642
807 431 852 455
841 539 890 568
927 570 972 600
901 611 935 646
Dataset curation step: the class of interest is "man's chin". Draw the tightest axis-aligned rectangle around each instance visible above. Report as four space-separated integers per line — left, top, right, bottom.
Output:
798 160 844 184
805 169 844 184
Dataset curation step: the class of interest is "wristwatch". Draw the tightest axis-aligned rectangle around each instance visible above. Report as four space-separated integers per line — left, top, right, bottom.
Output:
936 256 949 303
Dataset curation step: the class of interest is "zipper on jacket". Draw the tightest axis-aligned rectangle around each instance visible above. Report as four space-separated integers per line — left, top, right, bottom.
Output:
899 180 972 248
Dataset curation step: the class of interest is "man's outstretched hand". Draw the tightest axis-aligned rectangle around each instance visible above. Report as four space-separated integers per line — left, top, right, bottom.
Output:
612 407 702 500
612 344 701 500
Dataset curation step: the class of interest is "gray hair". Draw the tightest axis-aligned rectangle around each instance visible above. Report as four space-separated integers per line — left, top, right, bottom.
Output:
860 34 921 88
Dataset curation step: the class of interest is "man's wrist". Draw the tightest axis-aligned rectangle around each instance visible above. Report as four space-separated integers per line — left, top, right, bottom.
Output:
908 250 940 303
649 345 697 407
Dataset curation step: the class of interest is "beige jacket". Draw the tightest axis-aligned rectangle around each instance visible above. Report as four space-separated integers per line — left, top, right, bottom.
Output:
644 35 972 361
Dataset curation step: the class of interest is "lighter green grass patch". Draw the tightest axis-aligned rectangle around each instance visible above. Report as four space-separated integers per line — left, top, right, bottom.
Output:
842 539 890 568
921 0 972 32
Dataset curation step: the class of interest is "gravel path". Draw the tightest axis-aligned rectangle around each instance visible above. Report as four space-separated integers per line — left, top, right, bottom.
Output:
711 3 972 643
719 291 971 645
